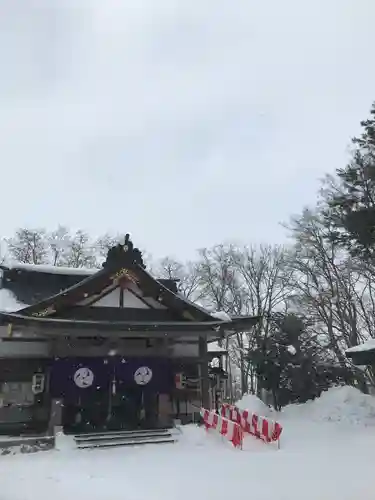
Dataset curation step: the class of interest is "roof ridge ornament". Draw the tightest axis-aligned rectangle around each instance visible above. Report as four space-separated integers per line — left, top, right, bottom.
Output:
102 233 146 269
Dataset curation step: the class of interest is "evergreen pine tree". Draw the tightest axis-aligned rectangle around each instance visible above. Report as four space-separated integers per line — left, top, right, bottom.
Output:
324 103 375 259
249 313 352 409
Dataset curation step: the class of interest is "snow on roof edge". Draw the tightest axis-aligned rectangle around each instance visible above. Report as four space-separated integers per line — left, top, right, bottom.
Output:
210 310 232 322
0 289 29 313
207 341 227 353
3 261 99 276
346 339 375 354
3 262 183 281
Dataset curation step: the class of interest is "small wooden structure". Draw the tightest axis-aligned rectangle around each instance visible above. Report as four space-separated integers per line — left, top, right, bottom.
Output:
346 340 375 390
346 340 375 367
0 235 260 435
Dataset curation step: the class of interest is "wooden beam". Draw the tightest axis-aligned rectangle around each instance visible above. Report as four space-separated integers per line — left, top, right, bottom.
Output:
0 324 223 341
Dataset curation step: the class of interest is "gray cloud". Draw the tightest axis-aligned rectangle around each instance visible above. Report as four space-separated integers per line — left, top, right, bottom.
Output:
0 0 374 259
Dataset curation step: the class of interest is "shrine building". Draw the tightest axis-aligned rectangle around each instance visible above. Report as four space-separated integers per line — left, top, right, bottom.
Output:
0 235 259 437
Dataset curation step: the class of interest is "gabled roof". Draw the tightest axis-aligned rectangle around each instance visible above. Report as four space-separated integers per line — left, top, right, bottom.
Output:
0 261 178 307
0 234 260 338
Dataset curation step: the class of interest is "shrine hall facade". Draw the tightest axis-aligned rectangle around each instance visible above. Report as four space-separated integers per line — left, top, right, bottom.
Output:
0 236 259 436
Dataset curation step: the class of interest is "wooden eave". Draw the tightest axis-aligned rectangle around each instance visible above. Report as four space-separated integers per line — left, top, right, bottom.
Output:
0 311 260 333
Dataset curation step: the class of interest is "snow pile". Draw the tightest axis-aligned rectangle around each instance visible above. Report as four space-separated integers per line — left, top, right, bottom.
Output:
231 386 375 427
236 393 273 417
0 288 28 313
177 424 227 449
282 385 375 426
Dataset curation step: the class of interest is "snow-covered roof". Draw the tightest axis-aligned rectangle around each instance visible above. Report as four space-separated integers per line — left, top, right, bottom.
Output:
346 339 375 354
0 289 28 313
3 262 98 276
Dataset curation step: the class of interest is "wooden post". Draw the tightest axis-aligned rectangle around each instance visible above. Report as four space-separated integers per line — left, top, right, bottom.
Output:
48 398 63 436
199 336 210 409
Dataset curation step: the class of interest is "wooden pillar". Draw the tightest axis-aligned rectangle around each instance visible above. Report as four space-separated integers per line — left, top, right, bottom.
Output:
48 398 63 435
199 336 210 409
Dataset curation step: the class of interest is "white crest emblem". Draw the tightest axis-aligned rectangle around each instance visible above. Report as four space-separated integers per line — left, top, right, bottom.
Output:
73 367 94 388
134 366 153 386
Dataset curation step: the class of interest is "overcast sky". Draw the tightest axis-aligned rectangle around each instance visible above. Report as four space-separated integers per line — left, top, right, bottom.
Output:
0 0 374 260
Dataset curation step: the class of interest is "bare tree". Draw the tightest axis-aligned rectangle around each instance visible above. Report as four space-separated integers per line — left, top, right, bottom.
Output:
155 257 203 300
231 244 292 394
0 238 6 265
94 233 124 263
6 228 48 264
194 243 291 395
64 230 97 268
286 209 374 388
3 227 126 269
47 226 71 266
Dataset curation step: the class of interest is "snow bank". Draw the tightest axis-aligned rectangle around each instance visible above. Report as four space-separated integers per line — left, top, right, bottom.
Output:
233 386 375 427
177 424 225 449
236 393 273 417
282 386 375 426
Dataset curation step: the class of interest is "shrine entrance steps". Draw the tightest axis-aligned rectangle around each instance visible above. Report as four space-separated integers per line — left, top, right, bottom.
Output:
74 428 177 450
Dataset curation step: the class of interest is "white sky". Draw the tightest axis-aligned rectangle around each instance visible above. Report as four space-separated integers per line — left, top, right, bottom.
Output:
0 0 374 260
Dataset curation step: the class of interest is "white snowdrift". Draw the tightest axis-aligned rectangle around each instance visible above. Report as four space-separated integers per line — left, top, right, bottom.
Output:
236 393 273 417
282 385 375 426
235 385 375 427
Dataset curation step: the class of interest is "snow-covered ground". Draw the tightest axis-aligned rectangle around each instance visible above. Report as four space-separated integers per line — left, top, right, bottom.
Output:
2 386 375 500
